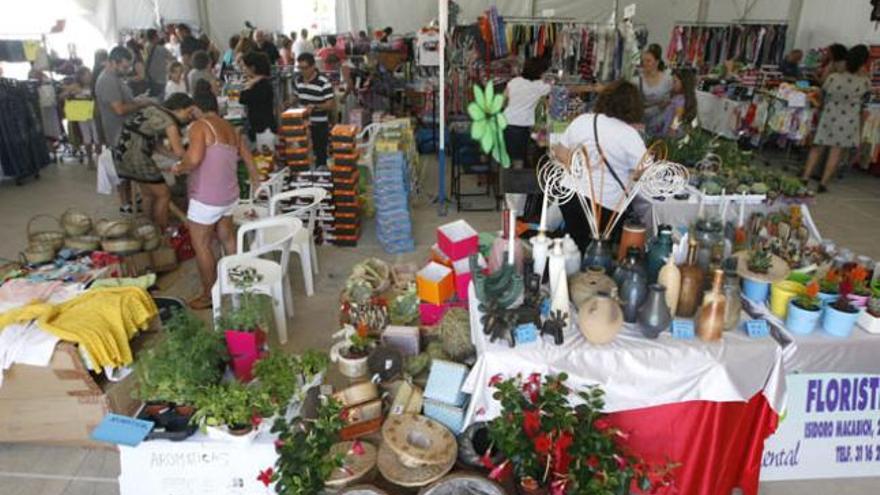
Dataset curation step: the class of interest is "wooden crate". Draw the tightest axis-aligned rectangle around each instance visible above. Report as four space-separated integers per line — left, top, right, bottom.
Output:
0 326 161 448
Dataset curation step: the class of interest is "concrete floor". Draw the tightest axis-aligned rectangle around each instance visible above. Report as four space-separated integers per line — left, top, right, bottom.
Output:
1 157 879 494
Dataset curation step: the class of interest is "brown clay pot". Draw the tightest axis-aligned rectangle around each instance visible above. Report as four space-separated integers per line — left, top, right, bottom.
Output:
227 424 254 436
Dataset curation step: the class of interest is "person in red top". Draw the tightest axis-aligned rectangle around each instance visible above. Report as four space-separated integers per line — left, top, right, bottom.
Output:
316 35 346 70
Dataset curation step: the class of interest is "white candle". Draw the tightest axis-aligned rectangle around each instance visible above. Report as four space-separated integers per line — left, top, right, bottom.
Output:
539 193 549 233
508 208 516 265
697 189 705 220
738 192 747 228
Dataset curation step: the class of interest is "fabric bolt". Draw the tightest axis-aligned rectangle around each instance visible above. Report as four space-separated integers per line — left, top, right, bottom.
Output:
112 105 177 184
0 287 157 372
814 73 871 148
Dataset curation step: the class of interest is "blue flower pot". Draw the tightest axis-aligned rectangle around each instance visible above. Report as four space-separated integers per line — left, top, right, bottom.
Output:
818 291 838 306
785 300 821 335
742 277 770 303
821 304 861 338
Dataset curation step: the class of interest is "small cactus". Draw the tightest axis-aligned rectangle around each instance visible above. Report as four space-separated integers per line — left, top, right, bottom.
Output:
747 248 772 275
868 297 880 318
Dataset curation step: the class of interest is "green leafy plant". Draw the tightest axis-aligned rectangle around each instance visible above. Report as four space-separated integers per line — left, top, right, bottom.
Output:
260 397 346 494
216 292 270 333
868 297 880 318
298 349 329 382
747 248 772 275
191 382 269 430
486 373 676 493
793 281 822 311
819 269 840 294
134 310 228 404
254 352 302 415
389 285 419 325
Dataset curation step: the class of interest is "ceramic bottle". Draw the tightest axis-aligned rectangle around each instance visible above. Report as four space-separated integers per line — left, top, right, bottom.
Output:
638 284 673 338
613 247 646 288
696 269 726 342
657 255 681 316
676 239 705 318
562 234 581 276
617 220 647 261
646 226 673 284
569 265 617 307
619 257 648 324
578 295 624 345
722 269 742 331
582 239 613 273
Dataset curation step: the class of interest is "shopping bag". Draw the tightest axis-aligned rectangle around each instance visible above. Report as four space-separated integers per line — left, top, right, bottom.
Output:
96 149 120 195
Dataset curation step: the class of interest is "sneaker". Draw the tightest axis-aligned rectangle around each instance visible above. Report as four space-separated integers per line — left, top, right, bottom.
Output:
119 204 134 214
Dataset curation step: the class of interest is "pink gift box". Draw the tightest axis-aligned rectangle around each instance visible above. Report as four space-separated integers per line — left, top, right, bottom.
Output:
419 301 467 326
452 255 487 301
437 220 478 261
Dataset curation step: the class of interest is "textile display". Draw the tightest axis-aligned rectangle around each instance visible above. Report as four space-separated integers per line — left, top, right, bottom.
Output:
0 79 51 180
668 23 788 72
0 322 59 387
0 287 158 372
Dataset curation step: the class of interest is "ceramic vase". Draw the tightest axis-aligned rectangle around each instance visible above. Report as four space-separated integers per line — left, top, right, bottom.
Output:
620 272 648 324
646 226 673 284
638 284 672 338
822 304 861 338
578 295 623 344
677 239 705 318
696 270 726 342
617 220 647 261
569 265 617 307
741 277 770 303
785 300 821 335
582 239 614 273
613 246 646 288
562 234 581 276
657 255 681 316
770 281 804 319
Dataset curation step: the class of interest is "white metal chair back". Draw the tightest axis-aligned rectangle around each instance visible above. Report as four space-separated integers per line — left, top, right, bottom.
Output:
269 187 329 235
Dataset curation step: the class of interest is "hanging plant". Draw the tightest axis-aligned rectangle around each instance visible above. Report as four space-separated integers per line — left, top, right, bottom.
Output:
468 81 511 167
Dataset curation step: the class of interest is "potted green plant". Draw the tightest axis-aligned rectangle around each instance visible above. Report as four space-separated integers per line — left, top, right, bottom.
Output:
742 248 772 302
785 280 822 335
821 281 862 338
330 327 376 378
253 350 328 418
191 382 270 441
818 268 840 306
134 310 228 415
845 265 871 308
257 396 346 494
858 297 880 334
484 373 676 495
217 267 271 381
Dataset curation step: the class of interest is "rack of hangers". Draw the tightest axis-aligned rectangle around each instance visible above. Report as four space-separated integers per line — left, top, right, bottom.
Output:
667 20 788 72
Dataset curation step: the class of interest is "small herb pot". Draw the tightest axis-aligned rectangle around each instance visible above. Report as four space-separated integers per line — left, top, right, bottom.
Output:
785 300 821 335
770 281 804 319
742 277 770 303
822 304 861 338
331 340 370 379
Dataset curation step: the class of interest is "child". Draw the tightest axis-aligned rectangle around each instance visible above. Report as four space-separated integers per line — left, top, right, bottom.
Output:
62 67 99 163
662 69 697 137
165 61 187 96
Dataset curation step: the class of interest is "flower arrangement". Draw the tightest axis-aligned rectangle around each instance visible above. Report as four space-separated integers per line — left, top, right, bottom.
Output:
486 372 676 494
844 265 871 296
832 280 858 314
793 281 822 311
258 396 346 494
819 269 840 295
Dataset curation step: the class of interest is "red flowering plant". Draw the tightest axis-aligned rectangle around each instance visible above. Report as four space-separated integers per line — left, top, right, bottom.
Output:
486 372 677 494
819 268 841 295
258 396 345 494
844 265 871 297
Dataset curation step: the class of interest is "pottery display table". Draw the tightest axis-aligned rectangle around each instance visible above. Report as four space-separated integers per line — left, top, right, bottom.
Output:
118 432 277 495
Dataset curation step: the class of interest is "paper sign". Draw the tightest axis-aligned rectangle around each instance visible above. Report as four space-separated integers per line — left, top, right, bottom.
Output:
623 4 637 19
746 319 770 338
91 413 154 447
671 320 695 339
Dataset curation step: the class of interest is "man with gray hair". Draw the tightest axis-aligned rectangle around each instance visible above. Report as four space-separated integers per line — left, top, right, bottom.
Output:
253 29 281 65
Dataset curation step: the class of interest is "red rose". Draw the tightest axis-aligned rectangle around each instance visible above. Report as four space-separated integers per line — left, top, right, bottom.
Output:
527 372 542 385
257 467 274 487
522 409 541 437
553 432 574 473
489 373 504 386
534 434 552 455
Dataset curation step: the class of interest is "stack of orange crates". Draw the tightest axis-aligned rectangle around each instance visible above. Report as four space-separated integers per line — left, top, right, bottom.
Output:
279 108 311 172
329 125 361 246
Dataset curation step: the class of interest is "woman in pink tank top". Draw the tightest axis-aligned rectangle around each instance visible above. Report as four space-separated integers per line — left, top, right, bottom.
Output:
173 80 260 309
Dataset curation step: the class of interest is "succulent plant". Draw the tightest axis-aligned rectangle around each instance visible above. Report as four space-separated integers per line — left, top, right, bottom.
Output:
747 248 772 275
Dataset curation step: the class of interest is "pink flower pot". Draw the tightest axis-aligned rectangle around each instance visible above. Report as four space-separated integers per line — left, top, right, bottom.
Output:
225 329 266 382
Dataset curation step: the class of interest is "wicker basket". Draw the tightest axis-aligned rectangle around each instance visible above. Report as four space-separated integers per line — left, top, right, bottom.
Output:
133 224 161 251
65 235 101 252
61 209 93 237
27 215 64 251
101 237 143 255
95 219 131 238
22 244 56 265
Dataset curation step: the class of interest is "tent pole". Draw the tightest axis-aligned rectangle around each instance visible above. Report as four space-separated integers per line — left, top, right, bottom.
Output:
437 0 448 216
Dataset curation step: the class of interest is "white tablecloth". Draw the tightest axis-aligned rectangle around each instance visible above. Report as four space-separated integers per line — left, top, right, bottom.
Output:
463 285 786 427
119 433 277 495
697 91 750 139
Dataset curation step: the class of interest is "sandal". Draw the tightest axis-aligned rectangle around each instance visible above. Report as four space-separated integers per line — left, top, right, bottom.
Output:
188 295 213 310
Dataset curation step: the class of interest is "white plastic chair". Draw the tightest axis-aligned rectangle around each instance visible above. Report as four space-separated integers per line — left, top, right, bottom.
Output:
212 216 299 344
357 123 381 176
268 187 329 297
231 168 289 226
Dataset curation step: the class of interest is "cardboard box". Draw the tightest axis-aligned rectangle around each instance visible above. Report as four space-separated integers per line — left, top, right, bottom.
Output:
416 262 454 305
452 254 487 301
381 326 420 356
437 220 478 261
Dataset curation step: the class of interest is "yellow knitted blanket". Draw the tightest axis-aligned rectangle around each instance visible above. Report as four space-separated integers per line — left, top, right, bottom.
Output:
0 287 158 372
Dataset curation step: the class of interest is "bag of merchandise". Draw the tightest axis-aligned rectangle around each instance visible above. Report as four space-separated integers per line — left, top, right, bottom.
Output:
96 148 120 195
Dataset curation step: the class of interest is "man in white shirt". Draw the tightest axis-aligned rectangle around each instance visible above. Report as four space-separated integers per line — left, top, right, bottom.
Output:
293 28 316 60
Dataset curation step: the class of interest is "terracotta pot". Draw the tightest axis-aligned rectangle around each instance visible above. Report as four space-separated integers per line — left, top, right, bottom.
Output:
617 221 647 261
696 270 726 342
174 405 195 417
578 295 624 345
143 402 171 416
677 239 705 318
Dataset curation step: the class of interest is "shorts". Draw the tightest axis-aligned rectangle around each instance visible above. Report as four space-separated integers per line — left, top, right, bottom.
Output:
187 199 236 225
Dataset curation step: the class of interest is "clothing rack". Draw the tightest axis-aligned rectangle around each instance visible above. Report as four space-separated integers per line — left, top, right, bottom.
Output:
668 21 788 72
0 78 50 184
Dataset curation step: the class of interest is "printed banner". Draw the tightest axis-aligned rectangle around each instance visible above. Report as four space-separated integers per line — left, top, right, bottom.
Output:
761 373 880 481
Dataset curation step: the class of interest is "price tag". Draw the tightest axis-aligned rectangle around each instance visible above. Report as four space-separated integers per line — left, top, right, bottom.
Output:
746 319 770 338
672 320 695 339
623 4 637 20
514 323 538 344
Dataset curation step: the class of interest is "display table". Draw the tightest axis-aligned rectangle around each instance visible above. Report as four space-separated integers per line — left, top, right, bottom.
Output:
119 432 277 494
464 285 784 495
696 91 750 139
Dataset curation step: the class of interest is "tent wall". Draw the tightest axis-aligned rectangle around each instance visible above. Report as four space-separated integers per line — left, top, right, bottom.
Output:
794 0 880 50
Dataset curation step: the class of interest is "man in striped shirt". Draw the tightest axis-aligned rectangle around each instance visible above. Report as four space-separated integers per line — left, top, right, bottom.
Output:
292 52 335 168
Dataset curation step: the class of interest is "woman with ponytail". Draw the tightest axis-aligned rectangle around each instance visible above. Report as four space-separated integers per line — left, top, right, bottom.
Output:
172 80 261 309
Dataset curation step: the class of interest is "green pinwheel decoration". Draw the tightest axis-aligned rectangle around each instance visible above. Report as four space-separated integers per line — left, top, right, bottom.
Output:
468 81 511 167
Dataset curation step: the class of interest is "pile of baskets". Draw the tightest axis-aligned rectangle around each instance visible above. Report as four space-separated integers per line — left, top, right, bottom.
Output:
22 209 165 264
